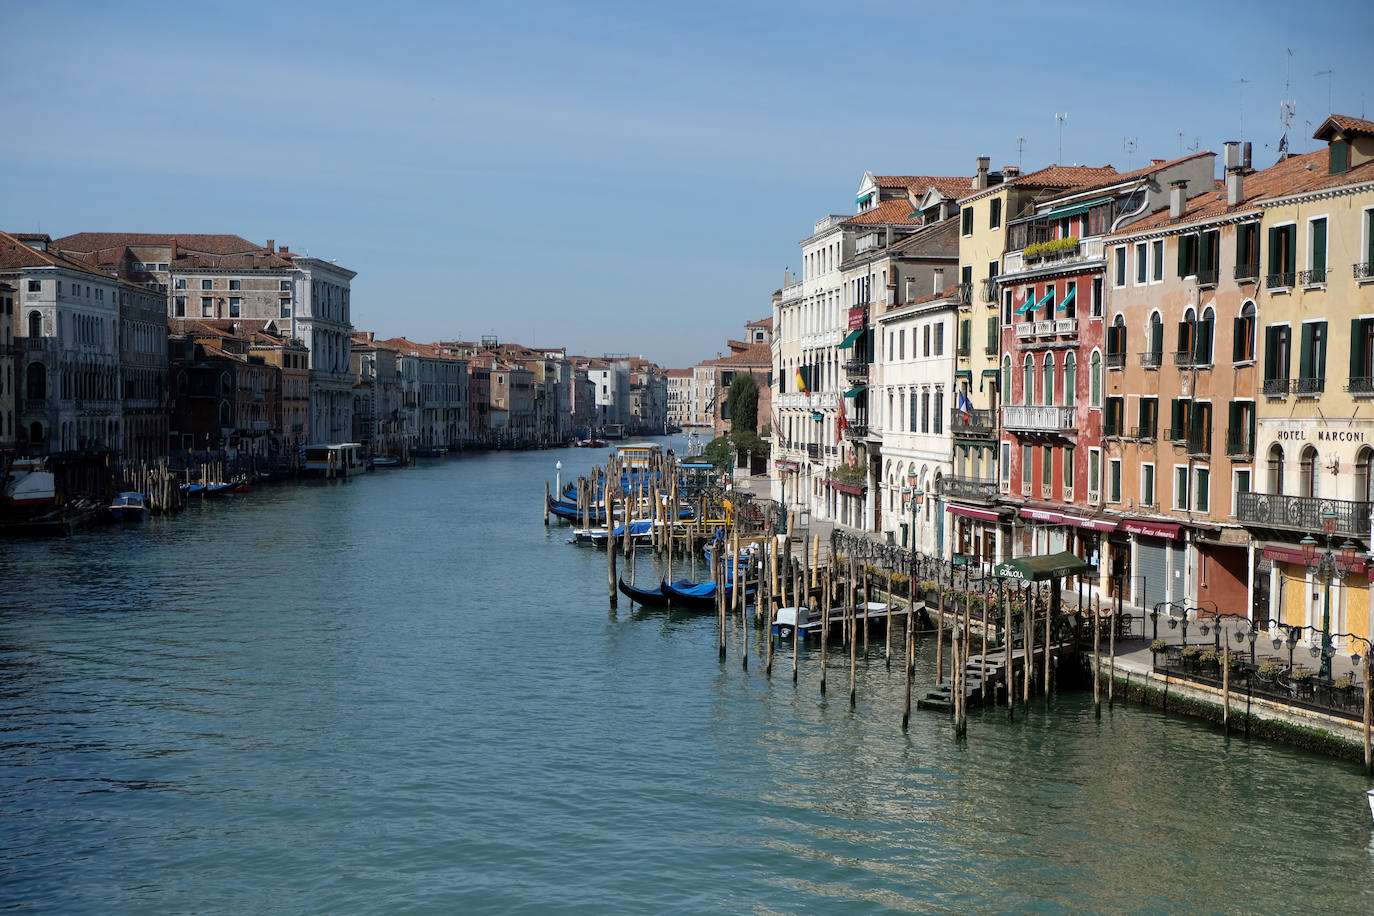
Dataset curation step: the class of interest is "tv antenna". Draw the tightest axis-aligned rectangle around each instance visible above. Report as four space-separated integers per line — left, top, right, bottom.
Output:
1278 48 1297 159
1239 77 1251 135
1177 130 1185 155
1015 135 1027 168
1054 113 1068 163
1122 136 1138 170
1314 69 1333 115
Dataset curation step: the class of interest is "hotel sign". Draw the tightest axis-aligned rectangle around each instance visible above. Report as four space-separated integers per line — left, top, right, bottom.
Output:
1274 428 1366 443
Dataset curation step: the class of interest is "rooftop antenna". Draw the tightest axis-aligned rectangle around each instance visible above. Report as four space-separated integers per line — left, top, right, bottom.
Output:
1177 130 1185 155
1015 135 1027 168
1314 69 1333 115
1187 137 1201 154
1123 136 1138 170
1278 48 1297 160
1239 77 1251 135
1053 113 1068 163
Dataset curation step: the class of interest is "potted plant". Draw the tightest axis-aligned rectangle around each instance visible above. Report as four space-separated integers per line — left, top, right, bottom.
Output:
1149 638 1168 656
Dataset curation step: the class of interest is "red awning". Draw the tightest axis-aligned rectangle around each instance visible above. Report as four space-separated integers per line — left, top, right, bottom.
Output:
1123 519 1181 540
1262 544 1368 573
1019 507 1064 524
1061 513 1119 532
947 504 1000 522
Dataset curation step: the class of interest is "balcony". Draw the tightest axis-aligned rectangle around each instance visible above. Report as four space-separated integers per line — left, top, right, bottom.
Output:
1266 271 1295 290
1226 428 1254 458
1001 404 1074 433
842 423 869 440
1196 267 1218 288
1299 267 1327 287
21 398 46 412
807 443 820 460
780 282 804 304
1055 318 1078 337
1356 262 1374 281
1034 320 1054 337
981 277 999 303
1295 376 1325 397
843 357 869 378
813 214 850 234
984 342 999 355
1174 350 1196 367
1347 377 1374 397
1235 262 1260 283
1263 377 1291 397
955 282 972 307
1003 238 1106 275
938 475 998 503
1236 492 1372 539
1140 351 1162 369
956 343 971 357
23 337 49 352
1015 322 1034 339
950 407 996 437
1130 425 1156 442
1105 350 1126 369
1186 430 1211 457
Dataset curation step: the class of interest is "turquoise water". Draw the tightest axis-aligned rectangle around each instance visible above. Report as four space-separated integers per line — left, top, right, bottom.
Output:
3 441 1373 913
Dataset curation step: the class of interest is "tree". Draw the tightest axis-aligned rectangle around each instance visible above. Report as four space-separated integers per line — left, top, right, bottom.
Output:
725 373 759 434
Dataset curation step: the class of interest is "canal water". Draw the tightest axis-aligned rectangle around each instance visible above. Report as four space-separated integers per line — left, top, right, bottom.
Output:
3 441 1372 913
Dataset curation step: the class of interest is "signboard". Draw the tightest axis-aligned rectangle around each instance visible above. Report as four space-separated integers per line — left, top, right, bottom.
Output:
848 307 866 330
1122 519 1180 540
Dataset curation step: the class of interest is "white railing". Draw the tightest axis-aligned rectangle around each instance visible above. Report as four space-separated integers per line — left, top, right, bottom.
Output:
812 214 851 235
781 283 803 304
1001 404 1074 432
1035 320 1054 337
1055 318 1078 335
1016 322 1034 339
855 232 882 253
1002 237 1108 277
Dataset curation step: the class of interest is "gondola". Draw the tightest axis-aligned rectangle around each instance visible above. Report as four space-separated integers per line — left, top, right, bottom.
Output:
660 578 756 610
618 577 673 606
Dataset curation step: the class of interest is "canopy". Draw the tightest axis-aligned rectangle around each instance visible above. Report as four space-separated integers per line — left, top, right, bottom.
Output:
1057 286 1076 312
838 328 864 349
1042 195 1114 220
843 384 867 398
993 551 1090 582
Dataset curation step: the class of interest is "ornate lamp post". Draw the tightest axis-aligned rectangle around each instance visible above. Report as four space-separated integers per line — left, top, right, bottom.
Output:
1300 508 1357 679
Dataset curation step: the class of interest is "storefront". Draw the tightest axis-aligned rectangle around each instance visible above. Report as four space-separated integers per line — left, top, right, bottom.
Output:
1122 519 1181 612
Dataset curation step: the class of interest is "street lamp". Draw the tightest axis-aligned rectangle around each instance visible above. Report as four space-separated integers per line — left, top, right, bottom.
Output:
1300 508 1356 679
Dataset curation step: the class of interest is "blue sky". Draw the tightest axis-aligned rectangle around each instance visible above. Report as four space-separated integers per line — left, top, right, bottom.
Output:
4 0 1371 367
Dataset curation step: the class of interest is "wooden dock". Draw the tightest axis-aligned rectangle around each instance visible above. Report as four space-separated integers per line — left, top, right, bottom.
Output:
917 639 1076 711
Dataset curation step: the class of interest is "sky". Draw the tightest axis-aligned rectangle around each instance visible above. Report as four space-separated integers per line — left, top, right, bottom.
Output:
4 0 1373 367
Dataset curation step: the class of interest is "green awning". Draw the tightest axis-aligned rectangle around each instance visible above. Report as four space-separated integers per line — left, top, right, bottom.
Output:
993 551 1090 582
843 385 867 398
1042 195 1114 220
955 370 972 382
1057 285 1076 312
838 328 864 349
981 368 1000 376
811 412 824 421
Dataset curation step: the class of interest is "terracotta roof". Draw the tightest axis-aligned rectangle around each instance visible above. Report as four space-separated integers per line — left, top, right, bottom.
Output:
746 315 773 329
1314 114 1374 139
1064 152 1212 197
705 343 772 368
845 198 924 226
872 175 969 192
53 232 264 256
1008 164 1117 189
665 368 693 378
0 229 113 277
169 251 296 270
885 289 955 311
1110 148 1374 236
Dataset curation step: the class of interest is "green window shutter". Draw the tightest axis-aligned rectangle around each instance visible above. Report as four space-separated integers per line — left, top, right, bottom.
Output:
1268 227 1279 274
1228 401 1239 447
1332 140 1349 174
1285 227 1296 273
1351 319 1364 379
1249 405 1256 449
1170 398 1182 437
1367 210 1374 264
1177 236 1188 277
960 319 971 351
1235 226 1246 267
1264 326 1277 380
1196 318 1212 362
1151 320 1163 358
987 315 998 348
1233 317 1245 362
1313 219 1327 270
1200 230 1217 272
1299 323 1315 379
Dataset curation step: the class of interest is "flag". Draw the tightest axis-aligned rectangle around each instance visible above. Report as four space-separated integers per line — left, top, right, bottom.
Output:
836 396 847 437
956 387 973 422
794 367 808 396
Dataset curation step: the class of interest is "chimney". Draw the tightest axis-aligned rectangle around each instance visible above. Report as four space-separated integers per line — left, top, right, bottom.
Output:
1002 165 1021 179
1151 159 1166 166
1169 179 1188 219
170 237 179 261
280 244 289 255
266 239 275 254
1224 142 1245 207
975 155 990 190
1242 141 1252 170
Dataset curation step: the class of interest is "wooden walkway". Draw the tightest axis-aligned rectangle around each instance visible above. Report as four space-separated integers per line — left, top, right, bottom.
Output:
917 639 1075 712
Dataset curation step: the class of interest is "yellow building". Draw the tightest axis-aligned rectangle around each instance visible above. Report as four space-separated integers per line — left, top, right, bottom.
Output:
1241 115 1374 651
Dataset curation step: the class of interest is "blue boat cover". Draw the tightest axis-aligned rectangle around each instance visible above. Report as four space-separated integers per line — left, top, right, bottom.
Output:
673 581 717 597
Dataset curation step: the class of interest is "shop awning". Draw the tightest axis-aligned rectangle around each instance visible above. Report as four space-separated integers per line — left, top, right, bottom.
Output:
993 551 1090 581
955 370 972 382
1020 507 1065 524
838 328 864 349
1123 519 1180 540
1262 545 1368 574
1061 512 1118 532
843 384 867 398
947 504 1000 522
1057 286 1076 312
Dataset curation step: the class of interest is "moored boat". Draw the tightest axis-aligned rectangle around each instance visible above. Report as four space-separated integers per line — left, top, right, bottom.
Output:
3 459 56 509
108 491 148 522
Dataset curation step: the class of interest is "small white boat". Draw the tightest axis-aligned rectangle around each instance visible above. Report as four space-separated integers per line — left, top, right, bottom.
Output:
108 491 148 522
1367 789 1374 824
4 459 56 508
773 602 893 640
773 606 810 639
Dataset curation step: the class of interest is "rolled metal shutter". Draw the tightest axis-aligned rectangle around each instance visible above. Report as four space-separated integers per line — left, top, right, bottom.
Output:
1136 537 1169 611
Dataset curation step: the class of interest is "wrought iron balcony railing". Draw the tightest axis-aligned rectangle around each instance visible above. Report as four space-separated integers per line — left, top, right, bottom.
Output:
1356 262 1374 281
950 407 995 436
842 423 869 440
1235 263 1260 282
981 277 999 302
1236 492 1372 539
1196 267 1219 288
1105 350 1126 369
937 475 998 503
1347 377 1374 396
1294 376 1325 397
1140 351 1162 369
1299 267 1327 287
1266 271 1296 289
1226 428 1255 458
1262 378 1291 397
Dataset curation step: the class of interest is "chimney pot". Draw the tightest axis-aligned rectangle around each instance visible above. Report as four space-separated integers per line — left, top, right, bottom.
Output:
170 237 179 261
1003 165 1021 179
266 239 275 254
1169 179 1188 219
1223 141 1242 171
1227 170 1245 207
1151 159 1166 166
975 155 991 190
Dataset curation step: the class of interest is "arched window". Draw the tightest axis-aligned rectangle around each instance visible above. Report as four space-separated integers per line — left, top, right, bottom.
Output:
219 400 231 427
1063 352 1077 407
1108 314 1127 367
1022 354 1034 406
1299 446 1318 498
1197 306 1215 364
933 390 943 434
25 362 45 399
1148 311 1164 366
1235 301 1257 363
27 310 41 338
1089 350 1102 407
1001 356 1012 403
1357 447 1374 503
1266 444 1285 494
1178 308 1197 363
1042 353 1056 406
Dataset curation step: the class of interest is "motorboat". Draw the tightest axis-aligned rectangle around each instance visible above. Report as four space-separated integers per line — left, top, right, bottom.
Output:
108 491 148 522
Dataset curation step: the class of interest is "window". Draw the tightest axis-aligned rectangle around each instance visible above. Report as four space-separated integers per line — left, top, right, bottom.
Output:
201 297 212 317
1138 397 1158 440
1267 443 1285 494
1234 301 1257 363
1307 216 1328 283
1106 315 1126 367
1105 396 1124 437
1040 445 1052 489
921 392 930 433
1090 278 1103 318
934 323 945 356
1193 468 1210 513
27 280 40 293
1298 321 1328 392
1264 325 1292 390
1177 308 1197 364
898 330 905 360
201 279 212 290
961 206 974 236
280 280 292 292
1001 442 1011 488
1089 350 1102 407
1109 459 1122 503
1267 224 1297 286
174 296 186 317
1021 444 1032 491
1358 447 1374 502
1022 354 1034 406
1299 446 1318 498
280 301 292 318
1042 353 1055 406
1142 464 1155 507
1178 233 1199 278
1332 140 1350 174
1151 240 1164 282
990 198 1002 229
1233 468 1251 516
1175 466 1190 510
933 392 943 434
957 320 969 356
1353 318 1374 391
1088 448 1101 500
1064 447 1074 491
1236 223 1261 280
1195 307 1214 364
229 297 242 318
229 279 241 291
1064 280 1078 318
1113 246 1127 287
1063 352 1076 407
